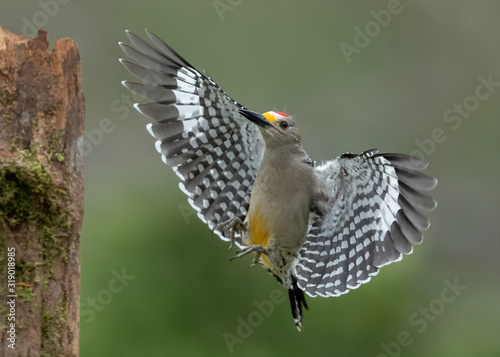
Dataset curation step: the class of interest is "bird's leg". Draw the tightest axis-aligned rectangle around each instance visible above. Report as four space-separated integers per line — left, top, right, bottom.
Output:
215 217 248 249
230 245 268 266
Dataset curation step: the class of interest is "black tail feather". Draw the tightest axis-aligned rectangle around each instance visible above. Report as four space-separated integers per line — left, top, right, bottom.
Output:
288 277 308 331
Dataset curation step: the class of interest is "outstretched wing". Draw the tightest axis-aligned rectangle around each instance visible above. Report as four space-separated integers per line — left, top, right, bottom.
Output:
119 30 265 247
294 150 437 297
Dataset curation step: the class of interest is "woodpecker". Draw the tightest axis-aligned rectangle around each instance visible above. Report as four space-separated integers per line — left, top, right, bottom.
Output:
120 30 438 330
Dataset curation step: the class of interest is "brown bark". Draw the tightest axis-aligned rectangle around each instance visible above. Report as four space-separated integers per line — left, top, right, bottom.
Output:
0 26 84 356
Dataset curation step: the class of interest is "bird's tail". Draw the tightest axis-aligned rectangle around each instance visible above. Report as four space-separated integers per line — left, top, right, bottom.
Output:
288 277 308 331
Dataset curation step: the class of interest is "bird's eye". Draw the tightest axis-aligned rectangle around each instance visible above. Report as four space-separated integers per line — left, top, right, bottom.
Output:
279 121 289 129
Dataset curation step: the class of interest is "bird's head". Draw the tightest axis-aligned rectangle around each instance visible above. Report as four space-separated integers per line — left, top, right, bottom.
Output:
239 109 303 150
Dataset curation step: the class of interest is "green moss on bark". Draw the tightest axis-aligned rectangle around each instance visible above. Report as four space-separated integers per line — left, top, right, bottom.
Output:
41 292 68 357
42 226 68 288
15 259 37 307
47 128 66 162
0 151 69 287
0 86 13 106
0 152 56 227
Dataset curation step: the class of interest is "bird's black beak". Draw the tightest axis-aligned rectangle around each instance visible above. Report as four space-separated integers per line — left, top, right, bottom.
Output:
239 109 273 129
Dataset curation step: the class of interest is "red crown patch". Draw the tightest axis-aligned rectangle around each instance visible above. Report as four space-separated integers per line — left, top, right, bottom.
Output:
274 111 290 117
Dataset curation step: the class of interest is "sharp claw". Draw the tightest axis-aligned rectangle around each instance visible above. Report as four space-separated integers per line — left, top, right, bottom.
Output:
230 245 268 265
251 251 262 266
216 217 247 250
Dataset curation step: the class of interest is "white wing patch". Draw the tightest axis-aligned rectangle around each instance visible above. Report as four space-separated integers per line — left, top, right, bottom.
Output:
294 150 437 297
120 30 265 248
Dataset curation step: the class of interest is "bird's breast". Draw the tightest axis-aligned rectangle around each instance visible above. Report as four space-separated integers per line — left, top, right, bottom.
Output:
247 207 272 267
246 153 316 267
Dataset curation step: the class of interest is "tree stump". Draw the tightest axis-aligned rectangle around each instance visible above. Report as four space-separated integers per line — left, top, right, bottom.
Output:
0 25 84 356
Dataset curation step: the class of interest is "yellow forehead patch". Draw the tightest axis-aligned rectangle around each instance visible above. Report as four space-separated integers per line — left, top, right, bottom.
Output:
262 112 276 122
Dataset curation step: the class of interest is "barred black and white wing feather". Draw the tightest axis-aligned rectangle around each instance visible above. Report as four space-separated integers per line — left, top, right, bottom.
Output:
119 30 265 247
295 150 437 297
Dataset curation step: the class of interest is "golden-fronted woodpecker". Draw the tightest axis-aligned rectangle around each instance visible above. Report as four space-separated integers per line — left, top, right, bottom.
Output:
120 30 437 330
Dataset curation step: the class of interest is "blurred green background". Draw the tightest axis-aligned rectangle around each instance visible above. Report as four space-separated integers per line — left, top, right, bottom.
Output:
1 1 499 356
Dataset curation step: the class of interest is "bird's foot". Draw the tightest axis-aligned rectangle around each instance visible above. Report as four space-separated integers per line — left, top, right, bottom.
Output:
230 245 268 266
215 217 248 249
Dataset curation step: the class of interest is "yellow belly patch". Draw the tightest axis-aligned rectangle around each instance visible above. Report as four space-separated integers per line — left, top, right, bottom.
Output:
248 211 271 266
